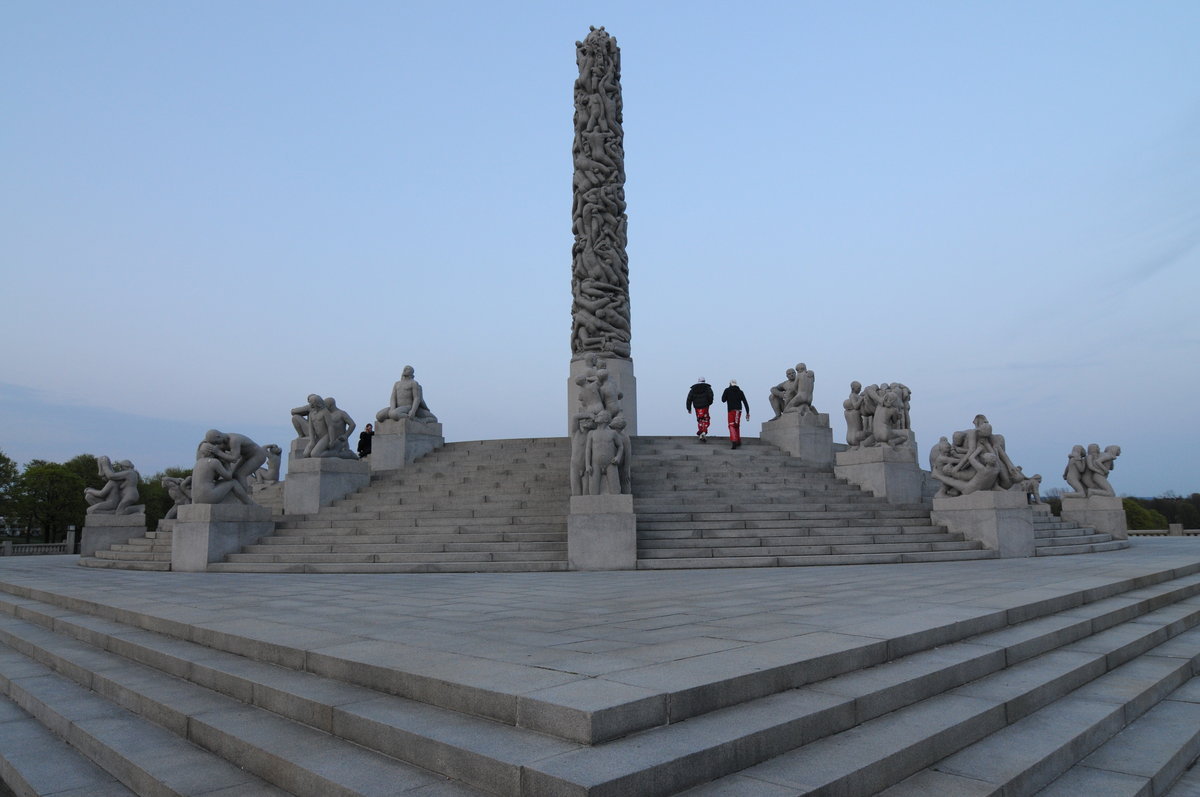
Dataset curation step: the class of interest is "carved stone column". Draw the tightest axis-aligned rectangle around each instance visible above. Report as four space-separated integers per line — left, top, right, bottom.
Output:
568 26 636 435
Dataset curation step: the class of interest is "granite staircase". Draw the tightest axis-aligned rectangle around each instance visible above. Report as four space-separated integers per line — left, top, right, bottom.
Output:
209 437 572 573
2 558 1200 795
633 436 997 568
1033 506 1131 556
78 529 173 572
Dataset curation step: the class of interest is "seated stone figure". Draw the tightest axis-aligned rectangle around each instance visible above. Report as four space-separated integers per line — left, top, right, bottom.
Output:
252 444 283 484
770 368 798 420
291 395 332 458
85 456 144 515
161 475 192 519
931 451 1002 496
782 363 818 416
863 391 910 448
323 397 359 459
377 366 438 424
200 430 267 490
192 442 253 505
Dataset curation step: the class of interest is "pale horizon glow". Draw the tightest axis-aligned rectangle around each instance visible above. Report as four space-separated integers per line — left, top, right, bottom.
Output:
2 2 1198 497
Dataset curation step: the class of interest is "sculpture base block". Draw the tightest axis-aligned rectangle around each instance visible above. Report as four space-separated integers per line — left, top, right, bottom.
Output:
835 445 923 505
284 457 370 515
369 418 445 472
172 503 274 572
82 514 147 557
932 490 1034 558
251 481 284 512
157 519 175 533
568 494 636 571
568 356 637 436
760 412 833 467
1061 494 1128 540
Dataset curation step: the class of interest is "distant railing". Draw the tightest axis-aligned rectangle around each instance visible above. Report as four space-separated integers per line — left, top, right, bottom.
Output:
1128 524 1200 537
1 541 71 556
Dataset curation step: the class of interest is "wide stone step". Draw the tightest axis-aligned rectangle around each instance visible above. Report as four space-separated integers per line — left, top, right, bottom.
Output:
679 603 1200 797
1038 540 1132 556
243 541 566 555
261 531 566 546
0 691 139 796
94 550 172 562
638 541 984 559
77 557 171 571
206 560 571 573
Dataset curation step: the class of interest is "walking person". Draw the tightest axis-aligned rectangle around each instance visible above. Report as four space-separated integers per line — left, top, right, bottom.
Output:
721 380 750 449
685 377 714 443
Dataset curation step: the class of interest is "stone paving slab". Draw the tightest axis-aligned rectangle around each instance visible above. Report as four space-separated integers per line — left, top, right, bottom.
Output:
3 540 1200 746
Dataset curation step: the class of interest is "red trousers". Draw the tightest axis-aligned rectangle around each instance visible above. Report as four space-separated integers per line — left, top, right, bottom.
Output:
695 407 710 435
727 410 742 443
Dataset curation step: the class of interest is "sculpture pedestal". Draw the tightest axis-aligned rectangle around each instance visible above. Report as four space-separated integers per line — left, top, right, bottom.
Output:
251 481 284 512
284 456 370 515
568 494 636 571
172 503 273 572
370 419 445 472
1061 494 1128 540
760 412 833 467
932 491 1034 558
834 444 923 505
568 356 637 436
81 514 147 557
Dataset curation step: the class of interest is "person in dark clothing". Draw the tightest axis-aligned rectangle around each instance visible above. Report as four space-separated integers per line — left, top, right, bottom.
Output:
685 378 715 442
721 380 750 449
357 423 374 458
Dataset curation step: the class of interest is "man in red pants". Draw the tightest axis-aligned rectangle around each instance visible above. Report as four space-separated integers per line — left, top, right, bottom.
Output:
721 380 750 449
685 378 714 443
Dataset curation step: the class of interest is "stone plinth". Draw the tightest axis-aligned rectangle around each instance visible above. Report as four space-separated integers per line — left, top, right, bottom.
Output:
251 481 284 512
932 490 1034 558
1061 494 1128 540
835 443 923 505
172 503 274 572
156 518 176 533
284 457 370 516
82 514 146 557
760 412 833 467
568 494 636 571
370 418 445 472
568 357 637 436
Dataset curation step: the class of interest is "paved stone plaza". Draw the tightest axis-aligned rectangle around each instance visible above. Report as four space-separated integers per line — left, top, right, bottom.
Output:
5 539 1200 794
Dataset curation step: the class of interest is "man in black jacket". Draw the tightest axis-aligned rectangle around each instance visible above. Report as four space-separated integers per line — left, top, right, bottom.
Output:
685 378 714 442
721 380 750 449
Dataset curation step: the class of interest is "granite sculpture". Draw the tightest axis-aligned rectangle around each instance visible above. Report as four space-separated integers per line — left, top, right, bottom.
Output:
323 397 359 459
198 430 267 495
571 26 630 361
569 354 630 495
769 368 798 419
84 456 145 515
191 441 254 505
161 475 192 519
929 415 1029 497
376 366 438 425
1064 443 1121 497
844 381 913 448
782 363 818 416
252 444 283 484
584 410 628 496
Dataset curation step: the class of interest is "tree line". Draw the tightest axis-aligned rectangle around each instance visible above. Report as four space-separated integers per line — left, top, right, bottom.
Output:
0 449 190 543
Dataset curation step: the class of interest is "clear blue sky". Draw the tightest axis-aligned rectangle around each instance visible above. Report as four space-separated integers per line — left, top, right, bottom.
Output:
3 2 1197 497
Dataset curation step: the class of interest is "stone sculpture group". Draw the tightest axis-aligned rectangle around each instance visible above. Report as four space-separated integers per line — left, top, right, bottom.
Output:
570 354 632 495
190 430 267 505
571 26 630 360
768 363 821 420
842 381 912 449
1063 444 1121 497
84 456 144 515
292 395 358 459
928 415 1040 498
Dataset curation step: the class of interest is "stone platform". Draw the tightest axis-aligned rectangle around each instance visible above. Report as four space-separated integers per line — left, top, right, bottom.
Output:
3 542 1200 795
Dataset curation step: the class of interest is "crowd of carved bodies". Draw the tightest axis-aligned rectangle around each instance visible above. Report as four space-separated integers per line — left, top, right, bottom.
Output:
928 415 1042 500
842 381 912 449
570 353 631 496
571 26 631 360
1064 443 1122 497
